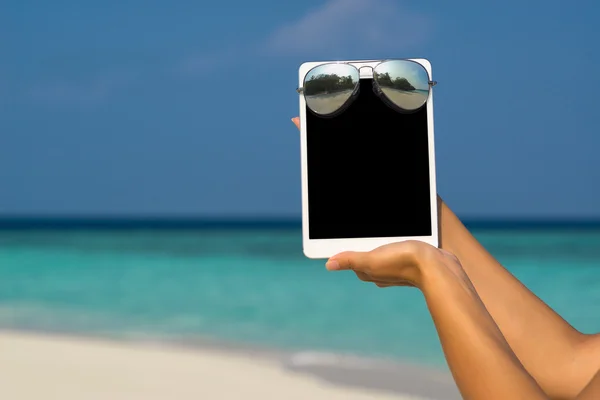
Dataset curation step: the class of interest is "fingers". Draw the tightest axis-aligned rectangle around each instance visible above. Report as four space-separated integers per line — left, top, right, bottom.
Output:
356 272 393 288
355 271 371 282
291 117 300 130
326 251 369 272
375 281 414 288
356 272 411 288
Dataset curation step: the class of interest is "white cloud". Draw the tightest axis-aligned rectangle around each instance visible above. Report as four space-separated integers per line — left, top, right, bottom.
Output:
174 1 432 79
264 0 431 57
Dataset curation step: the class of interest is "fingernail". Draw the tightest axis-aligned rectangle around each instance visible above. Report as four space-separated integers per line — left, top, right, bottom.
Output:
326 260 340 270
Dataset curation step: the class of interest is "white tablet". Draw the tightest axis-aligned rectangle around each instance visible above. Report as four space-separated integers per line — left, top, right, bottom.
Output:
298 58 438 259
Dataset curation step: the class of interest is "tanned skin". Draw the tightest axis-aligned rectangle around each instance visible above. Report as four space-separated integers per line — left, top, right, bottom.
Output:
292 117 599 400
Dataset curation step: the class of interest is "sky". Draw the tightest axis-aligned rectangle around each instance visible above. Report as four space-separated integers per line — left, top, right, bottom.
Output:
1 0 599 218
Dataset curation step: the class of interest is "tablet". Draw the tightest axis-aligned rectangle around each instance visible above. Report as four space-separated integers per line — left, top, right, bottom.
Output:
298 58 438 259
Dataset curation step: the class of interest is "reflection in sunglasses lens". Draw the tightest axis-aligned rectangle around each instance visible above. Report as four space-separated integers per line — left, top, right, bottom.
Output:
373 60 429 112
303 64 359 116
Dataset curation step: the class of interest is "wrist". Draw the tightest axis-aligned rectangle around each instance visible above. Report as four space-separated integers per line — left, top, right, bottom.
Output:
418 248 472 297
437 195 468 260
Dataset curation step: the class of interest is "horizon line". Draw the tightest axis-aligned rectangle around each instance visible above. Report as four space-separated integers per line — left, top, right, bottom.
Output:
1 215 600 231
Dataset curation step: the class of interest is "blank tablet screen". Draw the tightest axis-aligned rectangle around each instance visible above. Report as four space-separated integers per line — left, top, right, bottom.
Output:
306 78 433 239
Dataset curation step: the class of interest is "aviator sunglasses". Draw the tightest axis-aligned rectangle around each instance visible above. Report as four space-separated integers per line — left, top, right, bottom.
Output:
297 59 437 117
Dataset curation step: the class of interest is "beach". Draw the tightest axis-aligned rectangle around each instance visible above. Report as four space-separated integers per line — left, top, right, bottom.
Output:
380 88 429 110
304 87 428 113
305 89 355 114
0 330 459 400
0 227 598 399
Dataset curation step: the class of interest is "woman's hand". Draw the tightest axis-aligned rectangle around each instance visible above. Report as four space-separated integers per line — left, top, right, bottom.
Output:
325 240 461 292
291 117 300 130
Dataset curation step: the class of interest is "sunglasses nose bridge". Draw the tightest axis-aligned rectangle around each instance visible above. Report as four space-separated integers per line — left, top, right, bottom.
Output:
355 66 380 94
357 65 374 79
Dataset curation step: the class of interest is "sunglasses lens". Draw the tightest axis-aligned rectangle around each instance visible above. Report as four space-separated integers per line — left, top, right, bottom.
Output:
373 60 430 111
303 64 359 116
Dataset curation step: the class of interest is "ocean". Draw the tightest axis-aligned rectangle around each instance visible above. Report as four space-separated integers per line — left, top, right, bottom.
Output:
0 221 599 370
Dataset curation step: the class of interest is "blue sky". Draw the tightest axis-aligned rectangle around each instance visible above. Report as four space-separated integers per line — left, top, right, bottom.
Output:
1 0 599 218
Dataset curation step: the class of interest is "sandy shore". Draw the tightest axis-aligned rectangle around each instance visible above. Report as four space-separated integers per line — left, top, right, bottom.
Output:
304 87 427 115
0 330 460 400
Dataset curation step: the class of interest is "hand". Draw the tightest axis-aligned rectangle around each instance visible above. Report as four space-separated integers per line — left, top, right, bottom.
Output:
325 240 458 290
291 117 300 130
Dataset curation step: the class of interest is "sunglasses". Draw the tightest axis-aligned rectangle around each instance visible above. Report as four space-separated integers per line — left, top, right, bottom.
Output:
297 59 437 117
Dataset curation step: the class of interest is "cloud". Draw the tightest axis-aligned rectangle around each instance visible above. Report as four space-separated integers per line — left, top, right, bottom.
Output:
264 0 431 57
173 0 432 79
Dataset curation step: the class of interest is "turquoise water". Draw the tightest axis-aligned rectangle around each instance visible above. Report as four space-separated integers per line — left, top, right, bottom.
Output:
0 227 599 368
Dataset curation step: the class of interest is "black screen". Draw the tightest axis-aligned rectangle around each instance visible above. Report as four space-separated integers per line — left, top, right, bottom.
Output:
306 78 432 239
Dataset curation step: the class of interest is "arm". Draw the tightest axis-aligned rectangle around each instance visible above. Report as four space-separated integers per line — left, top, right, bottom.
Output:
422 253 549 399
291 117 599 397
421 252 599 400
327 243 599 399
437 196 600 399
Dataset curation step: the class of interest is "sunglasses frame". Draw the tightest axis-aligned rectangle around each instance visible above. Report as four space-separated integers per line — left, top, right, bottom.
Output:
297 58 438 117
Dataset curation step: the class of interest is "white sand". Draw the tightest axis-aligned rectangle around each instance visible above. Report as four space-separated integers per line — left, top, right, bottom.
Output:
380 88 428 110
306 90 354 114
0 331 428 400
305 88 427 114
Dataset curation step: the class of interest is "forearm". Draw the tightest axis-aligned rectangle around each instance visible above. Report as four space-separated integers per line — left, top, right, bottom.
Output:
437 196 594 398
422 257 549 400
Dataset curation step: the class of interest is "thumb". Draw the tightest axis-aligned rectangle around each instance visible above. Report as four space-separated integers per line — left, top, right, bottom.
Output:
326 251 369 271
291 117 300 130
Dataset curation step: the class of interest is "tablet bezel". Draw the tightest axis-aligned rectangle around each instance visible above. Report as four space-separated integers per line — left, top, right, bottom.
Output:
298 58 438 259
